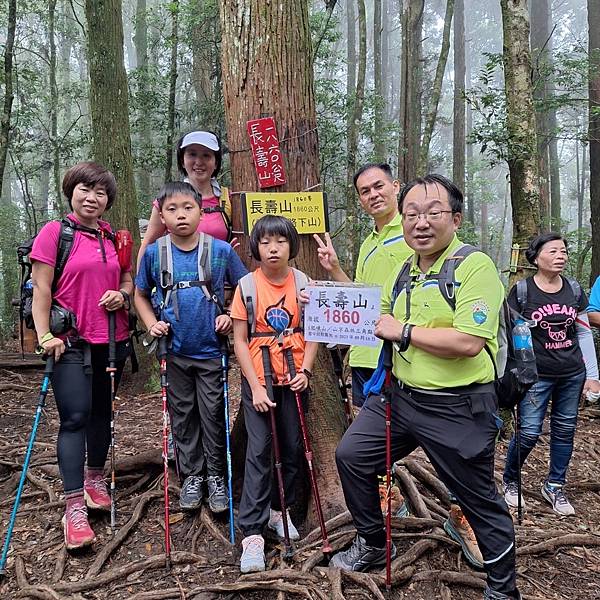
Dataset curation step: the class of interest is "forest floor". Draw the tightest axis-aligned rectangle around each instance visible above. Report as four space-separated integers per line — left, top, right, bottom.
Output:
0 353 599 600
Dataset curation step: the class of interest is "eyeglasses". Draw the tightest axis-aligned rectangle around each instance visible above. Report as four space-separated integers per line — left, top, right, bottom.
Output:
401 210 454 223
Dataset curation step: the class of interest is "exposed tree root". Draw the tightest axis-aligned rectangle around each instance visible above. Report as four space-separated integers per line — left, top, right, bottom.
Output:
190 580 316 598
51 546 67 583
15 585 67 600
387 536 440 573
328 566 344 600
394 465 431 518
301 531 354 572
129 589 183 600
399 458 451 507
300 510 351 547
25 471 56 502
200 505 233 547
518 533 600 556
422 494 449 520
86 488 162 577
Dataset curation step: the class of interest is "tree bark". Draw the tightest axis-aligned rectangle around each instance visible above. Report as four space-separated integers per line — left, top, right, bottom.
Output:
219 0 347 521
500 0 541 278
84 0 139 242
398 0 424 183
589 0 600 282
0 0 17 196
418 0 454 174
529 0 551 228
164 0 180 183
452 0 465 195
48 0 62 213
465 42 475 226
346 0 367 269
373 0 385 161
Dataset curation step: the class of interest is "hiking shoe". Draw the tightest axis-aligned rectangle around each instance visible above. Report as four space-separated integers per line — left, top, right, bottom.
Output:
240 535 265 573
207 475 229 513
62 499 96 550
267 509 300 541
503 481 525 510
329 535 397 572
179 475 203 510
379 483 410 518
443 504 484 569
483 587 522 599
84 471 111 511
541 482 575 516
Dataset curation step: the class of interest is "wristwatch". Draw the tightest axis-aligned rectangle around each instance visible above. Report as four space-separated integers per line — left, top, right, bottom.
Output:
302 368 313 379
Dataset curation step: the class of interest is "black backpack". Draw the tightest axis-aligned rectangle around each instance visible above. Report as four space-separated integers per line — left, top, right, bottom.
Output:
390 244 538 408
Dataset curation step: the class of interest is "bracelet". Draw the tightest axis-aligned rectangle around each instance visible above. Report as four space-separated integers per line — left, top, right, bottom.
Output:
119 290 131 310
302 368 313 379
397 323 414 353
40 332 55 345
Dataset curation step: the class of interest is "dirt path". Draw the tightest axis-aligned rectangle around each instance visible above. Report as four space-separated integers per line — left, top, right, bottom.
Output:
0 358 599 599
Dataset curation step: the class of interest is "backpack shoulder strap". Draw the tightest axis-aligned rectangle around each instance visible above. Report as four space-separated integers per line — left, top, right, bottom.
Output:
197 233 223 312
53 218 78 290
515 278 528 315
391 255 415 319
239 272 257 338
564 276 583 307
157 235 175 316
436 244 478 310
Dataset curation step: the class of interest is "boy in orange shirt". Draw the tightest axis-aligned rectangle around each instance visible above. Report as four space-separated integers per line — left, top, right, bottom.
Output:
231 216 318 573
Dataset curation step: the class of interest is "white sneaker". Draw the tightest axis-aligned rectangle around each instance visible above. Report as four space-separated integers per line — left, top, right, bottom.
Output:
503 481 526 510
240 535 265 573
541 482 575 516
267 509 300 541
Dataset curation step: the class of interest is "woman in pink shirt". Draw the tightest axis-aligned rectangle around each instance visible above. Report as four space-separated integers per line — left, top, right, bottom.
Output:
30 162 133 551
137 130 233 267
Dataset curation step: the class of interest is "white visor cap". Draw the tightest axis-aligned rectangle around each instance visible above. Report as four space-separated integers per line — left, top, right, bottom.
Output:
180 131 220 152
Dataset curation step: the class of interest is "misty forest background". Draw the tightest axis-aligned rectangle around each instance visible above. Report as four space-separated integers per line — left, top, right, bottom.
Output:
0 0 598 341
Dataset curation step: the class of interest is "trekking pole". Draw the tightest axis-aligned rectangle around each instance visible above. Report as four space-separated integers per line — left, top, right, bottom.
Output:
260 345 293 559
0 357 54 577
219 335 235 544
157 335 172 570
284 347 332 553
382 341 394 592
514 403 523 525
107 311 117 531
328 345 353 428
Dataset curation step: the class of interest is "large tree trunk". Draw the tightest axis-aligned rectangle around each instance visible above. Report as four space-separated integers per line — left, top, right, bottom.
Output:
452 0 465 196
219 0 347 523
589 0 600 283
418 0 454 174
346 0 367 269
398 0 424 183
84 0 139 241
500 0 541 280
48 0 62 213
465 43 475 226
0 0 17 195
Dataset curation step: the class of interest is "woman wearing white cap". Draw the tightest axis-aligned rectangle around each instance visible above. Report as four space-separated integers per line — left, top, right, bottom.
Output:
137 130 233 265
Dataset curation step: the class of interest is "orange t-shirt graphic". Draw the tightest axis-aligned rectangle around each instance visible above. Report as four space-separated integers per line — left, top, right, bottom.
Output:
231 268 306 385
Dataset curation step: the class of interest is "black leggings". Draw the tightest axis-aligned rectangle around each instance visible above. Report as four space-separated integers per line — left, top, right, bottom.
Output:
50 342 128 493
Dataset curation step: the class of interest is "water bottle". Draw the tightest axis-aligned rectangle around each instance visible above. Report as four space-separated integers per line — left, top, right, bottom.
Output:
512 318 535 363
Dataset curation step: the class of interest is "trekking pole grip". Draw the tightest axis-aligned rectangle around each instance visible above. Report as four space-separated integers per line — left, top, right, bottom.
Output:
284 347 297 378
157 335 168 360
44 355 55 376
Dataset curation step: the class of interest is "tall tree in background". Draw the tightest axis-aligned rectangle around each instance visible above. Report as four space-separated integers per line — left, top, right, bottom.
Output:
85 0 139 241
219 0 346 519
419 0 454 173
500 0 540 266
164 0 180 182
0 0 17 195
398 0 424 183
453 0 466 197
589 0 600 282
373 0 385 161
530 0 560 228
346 0 366 267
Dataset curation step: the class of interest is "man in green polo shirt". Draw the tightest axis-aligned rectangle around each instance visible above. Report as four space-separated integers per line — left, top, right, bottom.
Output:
330 174 519 600
314 163 411 407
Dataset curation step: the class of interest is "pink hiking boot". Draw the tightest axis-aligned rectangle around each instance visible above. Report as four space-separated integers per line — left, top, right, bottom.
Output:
84 468 111 511
63 494 96 550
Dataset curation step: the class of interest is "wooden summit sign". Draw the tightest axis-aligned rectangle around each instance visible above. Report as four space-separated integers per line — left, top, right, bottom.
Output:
246 117 287 188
